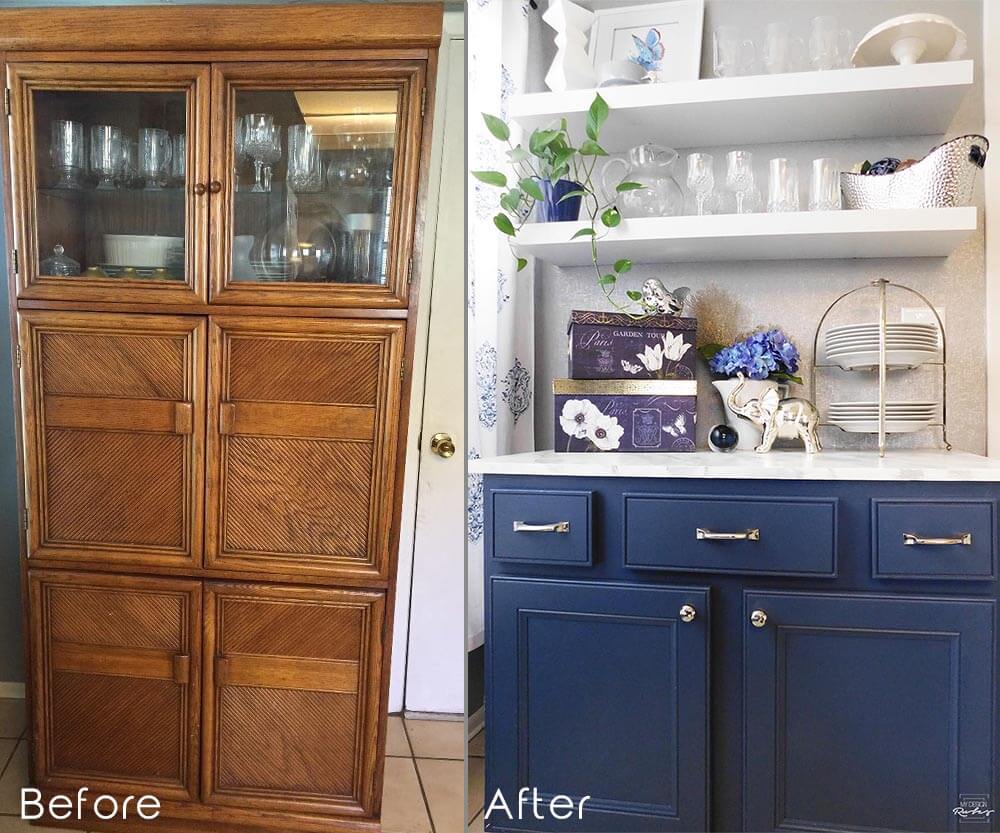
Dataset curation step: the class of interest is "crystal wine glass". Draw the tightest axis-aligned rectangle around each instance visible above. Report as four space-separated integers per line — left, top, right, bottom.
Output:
243 113 276 193
726 150 756 214
50 119 84 189
90 124 123 190
686 152 714 216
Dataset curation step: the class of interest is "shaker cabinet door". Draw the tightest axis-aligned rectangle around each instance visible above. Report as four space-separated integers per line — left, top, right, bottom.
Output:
19 310 205 569
202 583 385 817
205 316 405 581
7 62 210 304
488 578 710 832
744 590 994 833
29 570 201 800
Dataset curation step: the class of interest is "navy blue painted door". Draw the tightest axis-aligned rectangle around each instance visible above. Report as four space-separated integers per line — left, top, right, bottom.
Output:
744 591 995 833
487 578 710 832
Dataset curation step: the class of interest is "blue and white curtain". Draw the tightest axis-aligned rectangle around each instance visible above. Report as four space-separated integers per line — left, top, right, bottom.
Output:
467 0 534 649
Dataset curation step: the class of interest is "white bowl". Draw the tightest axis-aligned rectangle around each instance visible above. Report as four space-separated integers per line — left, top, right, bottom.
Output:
103 234 184 268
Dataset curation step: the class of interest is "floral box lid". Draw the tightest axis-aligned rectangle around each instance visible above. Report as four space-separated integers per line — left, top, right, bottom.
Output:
567 310 697 333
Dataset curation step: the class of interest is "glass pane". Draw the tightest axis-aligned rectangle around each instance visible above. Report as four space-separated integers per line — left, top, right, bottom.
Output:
33 90 188 282
231 88 398 285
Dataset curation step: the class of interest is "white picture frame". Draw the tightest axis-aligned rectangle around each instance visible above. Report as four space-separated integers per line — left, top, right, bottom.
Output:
588 0 705 83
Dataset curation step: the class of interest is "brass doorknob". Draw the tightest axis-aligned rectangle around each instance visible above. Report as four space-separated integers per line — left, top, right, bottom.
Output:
750 610 768 628
208 180 222 194
430 433 456 459
193 183 207 195
679 604 697 623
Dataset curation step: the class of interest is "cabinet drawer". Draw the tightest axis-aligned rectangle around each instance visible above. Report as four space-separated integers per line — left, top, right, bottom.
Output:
624 494 837 576
491 489 592 566
872 499 996 580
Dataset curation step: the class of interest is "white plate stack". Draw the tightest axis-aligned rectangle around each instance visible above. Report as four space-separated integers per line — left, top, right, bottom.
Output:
828 400 938 433
822 322 940 371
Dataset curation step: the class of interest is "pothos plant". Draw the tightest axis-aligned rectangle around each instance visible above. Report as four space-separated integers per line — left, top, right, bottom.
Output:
472 94 645 313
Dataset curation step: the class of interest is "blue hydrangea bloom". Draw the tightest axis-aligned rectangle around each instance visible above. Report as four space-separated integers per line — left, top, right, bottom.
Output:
709 329 800 380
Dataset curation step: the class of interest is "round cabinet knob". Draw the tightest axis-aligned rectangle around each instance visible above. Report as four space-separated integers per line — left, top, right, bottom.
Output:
430 432 456 459
679 604 697 623
750 609 768 629
208 180 222 194
193 183 207 195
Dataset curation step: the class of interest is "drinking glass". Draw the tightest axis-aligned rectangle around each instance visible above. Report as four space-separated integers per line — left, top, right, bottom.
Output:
115 139 139 189
233 115 249 192
809 157 842 211
762 21 805 74
243 113 277 193
90 125 123 190
810 16 853 71
713 26 756 78
768 158 800 213
50 119 84 189
171 133 186 184
261 126 281 193
726 150 756 214
139 127 172 190
686 152 714 216
287 124 323 192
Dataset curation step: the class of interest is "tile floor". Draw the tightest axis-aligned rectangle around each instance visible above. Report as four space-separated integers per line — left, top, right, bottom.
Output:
0 700 471 833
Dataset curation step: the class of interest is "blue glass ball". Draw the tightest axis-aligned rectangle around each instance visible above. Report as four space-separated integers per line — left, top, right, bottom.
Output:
709 424 738 452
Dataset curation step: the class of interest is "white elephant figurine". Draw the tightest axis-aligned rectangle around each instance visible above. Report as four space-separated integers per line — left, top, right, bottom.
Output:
726 373 822 454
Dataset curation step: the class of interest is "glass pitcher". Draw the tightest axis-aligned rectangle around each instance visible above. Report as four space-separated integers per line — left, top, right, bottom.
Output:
602 143 685 218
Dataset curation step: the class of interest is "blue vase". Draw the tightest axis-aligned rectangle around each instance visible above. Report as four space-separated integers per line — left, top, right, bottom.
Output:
537 178 583 222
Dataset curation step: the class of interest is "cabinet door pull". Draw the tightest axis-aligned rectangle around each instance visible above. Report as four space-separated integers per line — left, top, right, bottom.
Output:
513 521 570 534
903 532 972 546
172 654 191 685
697 527 760 542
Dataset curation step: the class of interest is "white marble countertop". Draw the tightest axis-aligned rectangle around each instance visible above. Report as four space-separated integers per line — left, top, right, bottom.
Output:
468 449 1000 482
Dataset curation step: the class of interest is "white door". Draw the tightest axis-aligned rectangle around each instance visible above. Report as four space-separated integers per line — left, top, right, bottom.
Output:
390 13 465 715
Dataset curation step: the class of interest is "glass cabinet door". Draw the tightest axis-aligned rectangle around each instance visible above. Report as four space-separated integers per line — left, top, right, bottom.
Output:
8 63 209 303
210 61 426 308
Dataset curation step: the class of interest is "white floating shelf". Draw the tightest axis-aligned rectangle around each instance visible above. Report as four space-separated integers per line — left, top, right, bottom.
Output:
510 61 974 150
510 208 978 266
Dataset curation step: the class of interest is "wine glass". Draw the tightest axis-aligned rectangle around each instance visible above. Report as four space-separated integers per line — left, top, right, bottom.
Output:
260 125 281 193
50 119 84 189
243 113 276 193
90 124 123 190
726 150 756 214
686 152 714 216
139 127 172 190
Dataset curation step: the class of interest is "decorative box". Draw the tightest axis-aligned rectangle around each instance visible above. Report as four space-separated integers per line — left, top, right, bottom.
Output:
567 310 697 381
554 379 697 453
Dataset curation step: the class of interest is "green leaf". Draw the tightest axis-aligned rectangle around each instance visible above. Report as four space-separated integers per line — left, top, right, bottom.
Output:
772 372 804 385
626 290 643 301
601 207 621 228
616 181 644 192
571 227 597 239
586 93 610 142
698 343 725 361
613 258 632 274
598 273 617 287
500 189 522 214
528 128 559 155
507 146 530 163
482 113 510 142
516 257 528 272
579 139 608 157
493 213 517 236
471 170 507 187
556 188 587 204
520 178 545 202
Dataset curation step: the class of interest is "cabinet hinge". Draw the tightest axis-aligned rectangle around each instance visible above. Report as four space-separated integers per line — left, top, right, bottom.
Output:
10 249 18 276
14 344 21 370
420 87 427 117
22 506 28 531
3 89 10 117
406 255 414 285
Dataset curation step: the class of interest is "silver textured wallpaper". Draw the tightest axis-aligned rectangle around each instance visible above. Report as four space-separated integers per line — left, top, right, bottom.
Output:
529 0 987 453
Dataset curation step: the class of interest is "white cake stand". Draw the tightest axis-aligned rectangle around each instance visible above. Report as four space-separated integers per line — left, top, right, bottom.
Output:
852 13 968 67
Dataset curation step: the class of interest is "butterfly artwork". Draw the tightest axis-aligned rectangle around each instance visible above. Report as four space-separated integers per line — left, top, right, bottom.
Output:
620 360 643 375
630 27 665 72
662 411 687 438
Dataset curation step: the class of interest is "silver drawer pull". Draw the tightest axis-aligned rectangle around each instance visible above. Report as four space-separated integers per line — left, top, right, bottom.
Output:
513 521 570 534
696 527 761 542
903 533 972 546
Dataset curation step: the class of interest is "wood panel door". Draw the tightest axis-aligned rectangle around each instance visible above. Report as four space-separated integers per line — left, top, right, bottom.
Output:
29 570 201 800
209 60 426 308
7 62 210 304
202 583 386 817
19 310 205 569
206 316 404 581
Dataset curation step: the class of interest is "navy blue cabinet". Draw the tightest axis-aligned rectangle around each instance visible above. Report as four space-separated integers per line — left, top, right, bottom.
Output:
488 578 709 832
743 590 994 833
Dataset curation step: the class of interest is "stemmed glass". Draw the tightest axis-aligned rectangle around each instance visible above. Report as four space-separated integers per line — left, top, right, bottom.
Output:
726 150 756 214
686 152 714 216
243 113 280 193
50 120 84 189
90 125 123 190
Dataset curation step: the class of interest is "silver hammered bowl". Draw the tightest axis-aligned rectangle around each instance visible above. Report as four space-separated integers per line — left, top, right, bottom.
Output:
841 134 988 210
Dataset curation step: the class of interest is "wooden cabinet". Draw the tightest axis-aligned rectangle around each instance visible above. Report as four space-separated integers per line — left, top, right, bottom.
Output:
203 583 385 816
19 310 205 570
206 316 404 580
28 570 202 801
3 6 440 832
